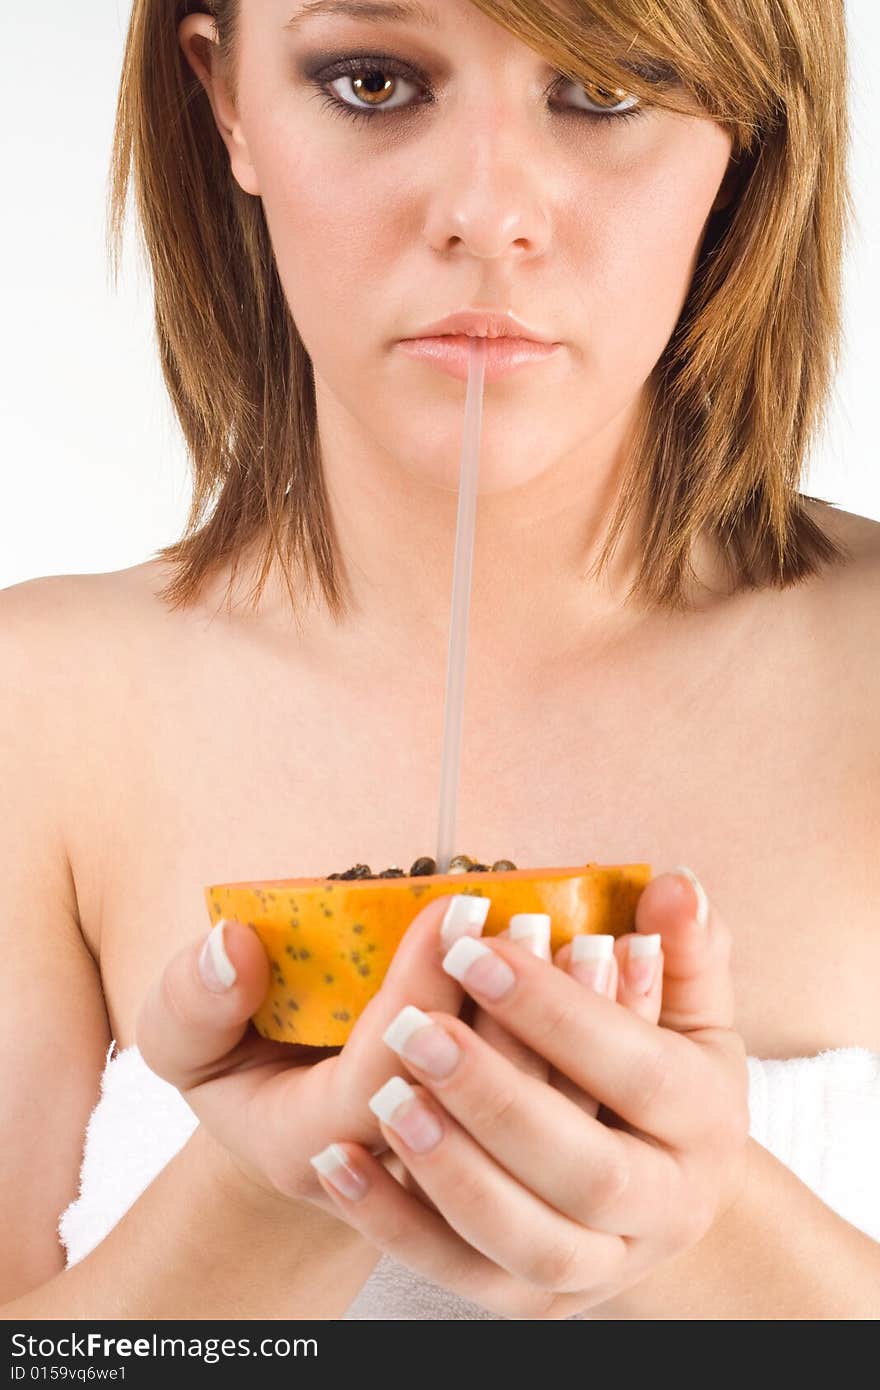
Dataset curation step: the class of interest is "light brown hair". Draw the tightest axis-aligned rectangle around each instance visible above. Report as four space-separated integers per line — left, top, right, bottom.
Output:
108 0 853 623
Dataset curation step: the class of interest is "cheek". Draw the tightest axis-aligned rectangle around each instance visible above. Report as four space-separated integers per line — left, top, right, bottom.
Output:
581 158 723 386
248 129 402 364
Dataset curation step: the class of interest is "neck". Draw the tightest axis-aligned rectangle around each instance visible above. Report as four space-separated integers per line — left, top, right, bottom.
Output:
219 389 728 680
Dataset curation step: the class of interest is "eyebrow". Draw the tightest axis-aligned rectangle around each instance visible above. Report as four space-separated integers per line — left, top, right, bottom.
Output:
284 2 442 32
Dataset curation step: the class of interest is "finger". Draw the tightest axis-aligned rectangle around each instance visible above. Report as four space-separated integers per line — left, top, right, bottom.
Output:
438 928 699 1145
338 892 491 1112
635 868 735 1035
364 1078 628 1293
381 1012 680 1236
309 1141 607 1319
386 1153 442 1213
471 920 552 1082
136 918 276 1091
550 935 619 1114
554 935 619 1001
615 932 664 1024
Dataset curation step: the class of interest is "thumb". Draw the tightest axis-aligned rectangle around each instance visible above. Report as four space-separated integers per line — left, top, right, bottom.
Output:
136 918 275 1091
635 867 736 1035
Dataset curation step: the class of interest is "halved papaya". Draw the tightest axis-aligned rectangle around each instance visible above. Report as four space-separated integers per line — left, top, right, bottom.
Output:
204 861 652 1046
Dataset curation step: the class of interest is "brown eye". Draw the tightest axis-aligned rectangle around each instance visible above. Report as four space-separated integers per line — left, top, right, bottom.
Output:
585 81 628 107
326 66 420 113
559 77 641 117
350 70 397 107
308 53 648 129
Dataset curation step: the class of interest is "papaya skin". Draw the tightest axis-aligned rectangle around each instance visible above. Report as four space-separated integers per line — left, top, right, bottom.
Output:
204 862 652 1047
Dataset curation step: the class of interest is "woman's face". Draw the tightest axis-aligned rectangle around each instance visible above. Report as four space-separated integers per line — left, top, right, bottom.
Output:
182 0 735 495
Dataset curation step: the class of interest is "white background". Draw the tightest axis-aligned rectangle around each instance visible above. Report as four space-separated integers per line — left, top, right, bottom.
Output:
1 1 877 590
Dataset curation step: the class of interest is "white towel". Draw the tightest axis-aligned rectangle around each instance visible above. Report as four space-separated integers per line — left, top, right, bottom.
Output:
57 1041 199 1267
57 1043 880 1318
744 1046 880 1242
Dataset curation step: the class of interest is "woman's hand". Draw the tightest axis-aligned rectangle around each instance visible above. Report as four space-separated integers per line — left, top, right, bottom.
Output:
135 894 498 1214
308 870 750 1319
395 915 663 1213
392 911 664 1214
469 911 665 1114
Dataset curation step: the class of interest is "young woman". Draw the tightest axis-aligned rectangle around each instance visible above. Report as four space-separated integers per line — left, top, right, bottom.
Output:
3 0 878 1319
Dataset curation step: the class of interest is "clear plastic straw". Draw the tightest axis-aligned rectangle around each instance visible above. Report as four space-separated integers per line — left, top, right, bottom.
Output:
434 338 488 875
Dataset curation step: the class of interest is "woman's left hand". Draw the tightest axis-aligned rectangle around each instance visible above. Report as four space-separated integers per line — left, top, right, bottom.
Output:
311 869 750 1320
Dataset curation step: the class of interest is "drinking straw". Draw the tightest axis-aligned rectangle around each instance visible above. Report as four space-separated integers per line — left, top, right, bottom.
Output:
434 337 488 874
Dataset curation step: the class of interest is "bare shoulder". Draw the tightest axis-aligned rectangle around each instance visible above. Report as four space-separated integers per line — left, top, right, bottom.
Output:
0 561 166 794
0 556 243 760
0 569 101 846
2 568 132 730
804 497 880 561
799 499 880 617
811 494 878 542
799 498 880 720
0 560 172 664
0 570 109 709
0 563 144 632
0 556 191 737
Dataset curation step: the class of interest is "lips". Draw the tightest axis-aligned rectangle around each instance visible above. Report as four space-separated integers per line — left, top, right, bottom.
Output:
407 308 556 343
397 335 561 382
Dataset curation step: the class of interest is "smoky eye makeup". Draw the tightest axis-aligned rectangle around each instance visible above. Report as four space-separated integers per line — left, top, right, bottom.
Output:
291 38 683 133
296 45 433 87
295 45 679 88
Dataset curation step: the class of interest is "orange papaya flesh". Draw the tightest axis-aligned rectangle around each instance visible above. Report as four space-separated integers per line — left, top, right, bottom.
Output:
204 862 652 1046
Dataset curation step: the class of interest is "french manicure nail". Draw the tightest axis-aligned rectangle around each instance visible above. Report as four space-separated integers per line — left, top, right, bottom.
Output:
309 1143 370 1201
670 865 709 929
624 933 662 994
442 936 517 1000
382 1005 461 1078
368 1075 443 1153
440 894 491 951
508 913 551 960
198 919 237 992
570 933 614 994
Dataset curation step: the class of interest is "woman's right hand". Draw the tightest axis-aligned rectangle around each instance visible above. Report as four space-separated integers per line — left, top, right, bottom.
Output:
136 897 473 1212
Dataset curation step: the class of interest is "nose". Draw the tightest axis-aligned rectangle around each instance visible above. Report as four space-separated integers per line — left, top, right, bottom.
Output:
421 101 553 264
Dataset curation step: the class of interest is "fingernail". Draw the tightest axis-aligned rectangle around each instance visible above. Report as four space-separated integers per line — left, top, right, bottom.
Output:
508 913 551 960
442 936 516 1000
570 934 614 994
309 1143 369 1201
368 1076 443 1154
198 919 237 992
624 933 662 994
440 894 491 951
382 1005 461 1079
670 865 709 929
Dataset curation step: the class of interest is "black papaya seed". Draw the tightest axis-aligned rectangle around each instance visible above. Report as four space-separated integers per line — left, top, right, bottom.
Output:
409 856 437 876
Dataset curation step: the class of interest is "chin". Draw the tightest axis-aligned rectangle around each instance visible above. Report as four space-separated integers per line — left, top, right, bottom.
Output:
396 446 552 496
